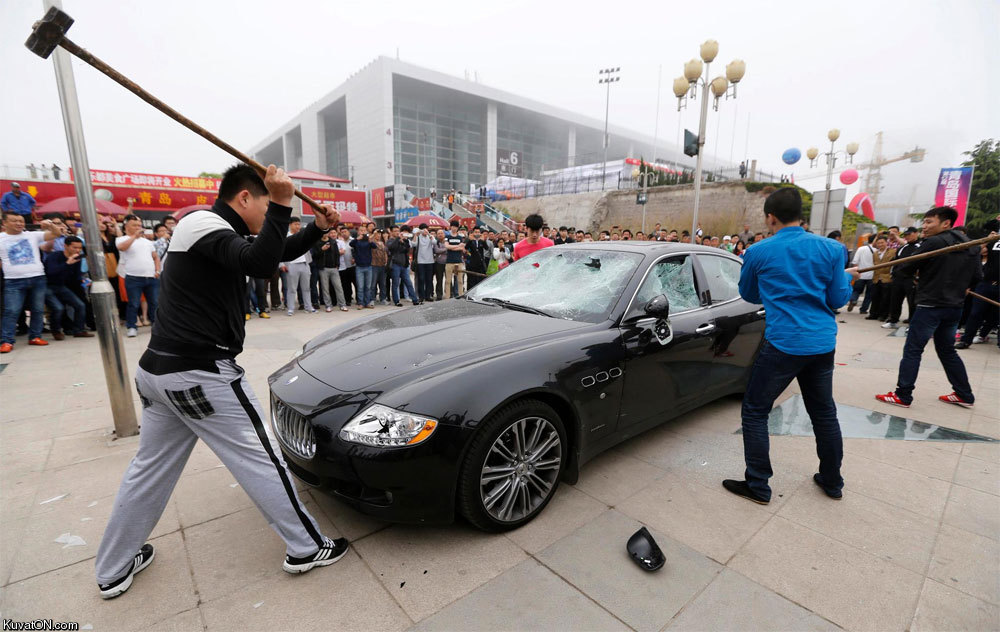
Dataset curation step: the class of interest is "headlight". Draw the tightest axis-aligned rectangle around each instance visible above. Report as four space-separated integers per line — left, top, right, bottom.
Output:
339 404 438 448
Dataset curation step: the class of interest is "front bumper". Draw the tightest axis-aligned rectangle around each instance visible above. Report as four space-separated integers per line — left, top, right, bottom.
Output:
268 362 465 524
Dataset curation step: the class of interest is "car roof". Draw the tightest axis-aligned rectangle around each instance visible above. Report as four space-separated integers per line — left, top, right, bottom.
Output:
550 241 740 258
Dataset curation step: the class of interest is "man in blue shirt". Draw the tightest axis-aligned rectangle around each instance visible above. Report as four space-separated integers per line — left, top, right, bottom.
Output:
1 183 36 220
723 188 858 504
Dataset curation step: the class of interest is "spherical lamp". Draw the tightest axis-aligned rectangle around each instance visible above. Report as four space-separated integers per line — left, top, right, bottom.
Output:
828 128 841 142
672 76 689 98
710 76 729 98
725 60 746 84
846 142 859 156
684 59 703 83
806 147 819 161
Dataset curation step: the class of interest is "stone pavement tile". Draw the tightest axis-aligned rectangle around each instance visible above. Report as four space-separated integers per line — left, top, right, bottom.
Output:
616 471 772 564
943 484 1000 541
729 516 924 632
0 531 196 631
1 392 69 423
911 578 1000 632
185 501 336 603
34 451 137 511
306 489 389 542
142 607 203 632
572 447 666 506
963 440 1000 463
0 438 52 477
199 547 410 632
352 523 526 622
504 485 607 554
1 517 28 586
173 465 255 528
840 453 951 519
927 523 999 605
537 509 720 632
953 454 999 496
411 558 628 632
968 415 1000 439
7 491 180 584
842 438 962 480
1 470 43 523
46 429 140 470
56 406 119 437
777 483 939 575
1 415 61 447
665 569 840 631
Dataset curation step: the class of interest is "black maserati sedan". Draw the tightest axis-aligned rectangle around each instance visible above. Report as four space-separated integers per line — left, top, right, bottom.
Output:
268 242 766 531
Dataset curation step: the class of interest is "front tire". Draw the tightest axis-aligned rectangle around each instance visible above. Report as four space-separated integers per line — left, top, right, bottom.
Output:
457 399 566 532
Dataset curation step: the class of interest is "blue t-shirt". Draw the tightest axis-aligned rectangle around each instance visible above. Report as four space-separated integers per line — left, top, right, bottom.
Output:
1 191 36 215
350 237 374 267
738 227 853 355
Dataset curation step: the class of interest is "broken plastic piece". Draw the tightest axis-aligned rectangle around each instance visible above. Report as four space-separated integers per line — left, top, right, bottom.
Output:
40 494 68 505
55 533 87 548
626 527 665 572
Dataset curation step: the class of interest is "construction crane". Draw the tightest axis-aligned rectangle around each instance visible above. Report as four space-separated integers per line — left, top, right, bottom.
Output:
857 131 926 209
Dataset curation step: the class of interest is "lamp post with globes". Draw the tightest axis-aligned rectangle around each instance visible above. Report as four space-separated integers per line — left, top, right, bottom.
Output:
672 40 745 242
805 130 859 235
598 67 620 191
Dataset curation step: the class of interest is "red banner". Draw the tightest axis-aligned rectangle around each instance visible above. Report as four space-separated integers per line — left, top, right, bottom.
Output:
413 197 432 212
298 187 367 216
371 187 387 217
1 179 216 213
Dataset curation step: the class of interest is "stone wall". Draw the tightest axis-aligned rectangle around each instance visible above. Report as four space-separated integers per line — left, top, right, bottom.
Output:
494 182 772 237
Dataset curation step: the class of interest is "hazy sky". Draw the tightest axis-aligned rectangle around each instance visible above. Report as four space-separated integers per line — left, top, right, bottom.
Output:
2 0 997 210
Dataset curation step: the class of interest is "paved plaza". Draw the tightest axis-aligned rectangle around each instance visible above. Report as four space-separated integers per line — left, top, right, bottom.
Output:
1 308 997 631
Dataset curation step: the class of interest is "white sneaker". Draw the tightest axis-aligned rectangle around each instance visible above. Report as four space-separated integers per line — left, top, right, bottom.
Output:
972 335 986 344
325 307 333 313
126 328 137 338
286 310 294 316
881 322 898 329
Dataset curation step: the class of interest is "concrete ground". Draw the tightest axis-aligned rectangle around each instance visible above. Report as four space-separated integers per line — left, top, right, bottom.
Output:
1 305 997 631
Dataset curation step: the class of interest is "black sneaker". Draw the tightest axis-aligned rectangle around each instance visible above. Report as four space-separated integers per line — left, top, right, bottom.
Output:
813 473 843 500
98 543 155 599
954 341 971 349
283 537 349 574
722 479 769 505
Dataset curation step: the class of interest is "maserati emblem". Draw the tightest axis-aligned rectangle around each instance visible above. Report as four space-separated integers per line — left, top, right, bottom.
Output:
285 375 299 385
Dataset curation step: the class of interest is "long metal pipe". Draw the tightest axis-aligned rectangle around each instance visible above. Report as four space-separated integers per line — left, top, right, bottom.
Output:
46 0 137 437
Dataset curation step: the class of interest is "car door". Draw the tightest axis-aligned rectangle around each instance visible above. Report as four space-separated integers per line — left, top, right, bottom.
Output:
617 254 718 431
693 253 766 390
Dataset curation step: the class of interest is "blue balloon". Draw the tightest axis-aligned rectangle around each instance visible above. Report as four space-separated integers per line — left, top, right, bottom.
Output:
782 148 802 165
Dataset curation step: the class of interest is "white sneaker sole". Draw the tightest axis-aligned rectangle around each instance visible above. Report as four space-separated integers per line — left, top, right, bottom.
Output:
941 399 973 409
99 548 155 599
282 545 349 574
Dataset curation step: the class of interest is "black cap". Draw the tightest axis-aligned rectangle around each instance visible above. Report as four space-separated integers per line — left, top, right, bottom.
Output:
903 227 918 235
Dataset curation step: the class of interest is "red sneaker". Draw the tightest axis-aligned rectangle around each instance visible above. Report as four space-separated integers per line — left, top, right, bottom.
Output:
28 337 49 346
939 393 973 408
875 392 910 408
0 343 12 353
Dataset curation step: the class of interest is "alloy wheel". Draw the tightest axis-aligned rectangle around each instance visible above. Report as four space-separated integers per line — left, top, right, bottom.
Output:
479 416 562 523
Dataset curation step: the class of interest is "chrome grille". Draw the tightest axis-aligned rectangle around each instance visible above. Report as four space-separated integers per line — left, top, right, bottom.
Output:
270 395 316 459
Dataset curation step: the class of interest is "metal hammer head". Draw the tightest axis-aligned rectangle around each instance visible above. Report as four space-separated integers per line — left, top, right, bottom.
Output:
25 6 74 59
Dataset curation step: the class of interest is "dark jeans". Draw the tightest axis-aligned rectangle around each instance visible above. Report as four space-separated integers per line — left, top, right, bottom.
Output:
340 267 355 305
355 266 373 306
416 263 434 300
1 275 46 343
47 285 86 334
433 263 446 300
850 279 872 311
373 266 388 302
869 282 891 319
741 341 843 501
895 306 973 404
125 276 158 329
887 277 916 324
391 264 417 304
960 282 999 345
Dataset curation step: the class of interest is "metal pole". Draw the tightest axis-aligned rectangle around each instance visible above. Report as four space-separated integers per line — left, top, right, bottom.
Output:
690 62 711 241
823 140 835 235
45 0 137 437
602 77 611 191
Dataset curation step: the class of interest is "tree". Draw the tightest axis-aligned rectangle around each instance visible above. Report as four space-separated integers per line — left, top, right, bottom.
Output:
961 139 999 233
198 171 223 179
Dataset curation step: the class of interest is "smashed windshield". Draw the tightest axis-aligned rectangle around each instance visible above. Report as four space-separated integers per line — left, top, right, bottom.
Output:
467 248 643 323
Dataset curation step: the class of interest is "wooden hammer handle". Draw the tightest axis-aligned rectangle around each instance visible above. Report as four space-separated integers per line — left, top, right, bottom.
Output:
969 290 1000 308
59 37 325 214
856 234 998 274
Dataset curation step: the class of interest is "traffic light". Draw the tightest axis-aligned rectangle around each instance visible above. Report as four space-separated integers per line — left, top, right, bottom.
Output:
684 129 699 157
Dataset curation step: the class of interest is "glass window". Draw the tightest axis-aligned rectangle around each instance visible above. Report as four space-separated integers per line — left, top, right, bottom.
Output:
697 255 742 303
467 249 643 323
634 256 701 314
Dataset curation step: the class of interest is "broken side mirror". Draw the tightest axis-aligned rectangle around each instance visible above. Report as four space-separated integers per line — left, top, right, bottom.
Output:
644 294 670 318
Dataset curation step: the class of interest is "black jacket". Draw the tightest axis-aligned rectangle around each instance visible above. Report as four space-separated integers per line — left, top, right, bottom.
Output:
465 239 489 271
43 250 82 289
387 237 411 267
890 241 920 281
897 229 981 308
146 200 321 365
313 239 340 269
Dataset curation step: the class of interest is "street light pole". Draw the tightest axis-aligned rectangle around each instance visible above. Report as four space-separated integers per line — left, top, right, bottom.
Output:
690 61 711 242
44 0 138 437
598 67 620 191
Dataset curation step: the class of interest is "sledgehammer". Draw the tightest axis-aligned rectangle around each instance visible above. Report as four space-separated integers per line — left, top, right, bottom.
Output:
25 7 329 214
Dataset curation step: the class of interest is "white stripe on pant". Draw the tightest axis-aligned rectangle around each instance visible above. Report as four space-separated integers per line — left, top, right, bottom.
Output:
95 359 324 584
285 261 311 312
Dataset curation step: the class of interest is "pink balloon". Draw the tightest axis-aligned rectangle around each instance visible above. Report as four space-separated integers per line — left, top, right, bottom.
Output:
839 168 859 185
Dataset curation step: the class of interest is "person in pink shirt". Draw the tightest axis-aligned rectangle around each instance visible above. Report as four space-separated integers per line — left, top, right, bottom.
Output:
512 214 554 261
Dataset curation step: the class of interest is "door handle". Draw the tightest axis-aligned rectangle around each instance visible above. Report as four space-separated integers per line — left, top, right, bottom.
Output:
696 323 716 335
756 308 766 317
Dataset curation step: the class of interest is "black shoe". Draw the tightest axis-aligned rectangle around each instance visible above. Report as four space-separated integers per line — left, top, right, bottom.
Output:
812 473 843 500
902 318 909 324
283 537 349 574
722 479 769 505
98 543 155 599
954 341 971 349
394 303 403 307
847 303 856 312
859 310 868 315
864 315 879 320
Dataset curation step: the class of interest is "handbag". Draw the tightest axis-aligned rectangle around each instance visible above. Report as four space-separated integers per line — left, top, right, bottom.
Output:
486 259 499 275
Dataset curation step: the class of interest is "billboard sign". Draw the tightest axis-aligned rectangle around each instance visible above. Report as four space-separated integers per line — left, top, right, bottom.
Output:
298 186 367 216
497 149 522 177
394 206 418 224
934 167 974 226
371 185 395 217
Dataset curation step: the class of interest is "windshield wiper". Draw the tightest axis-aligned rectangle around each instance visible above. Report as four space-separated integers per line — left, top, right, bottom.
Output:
479 297 553 318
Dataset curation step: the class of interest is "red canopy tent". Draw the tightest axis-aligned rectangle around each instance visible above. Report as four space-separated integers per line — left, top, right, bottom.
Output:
40 196 128 218
334 209 369 225
172 204 213 221
404 214 449 229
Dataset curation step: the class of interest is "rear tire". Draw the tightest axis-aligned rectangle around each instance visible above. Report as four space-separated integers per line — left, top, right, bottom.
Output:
457 399 566 532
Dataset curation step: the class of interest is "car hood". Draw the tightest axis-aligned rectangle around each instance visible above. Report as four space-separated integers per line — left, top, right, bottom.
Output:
296 300 586 391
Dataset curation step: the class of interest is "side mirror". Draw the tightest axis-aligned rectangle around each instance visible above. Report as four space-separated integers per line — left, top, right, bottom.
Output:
644 294 670 318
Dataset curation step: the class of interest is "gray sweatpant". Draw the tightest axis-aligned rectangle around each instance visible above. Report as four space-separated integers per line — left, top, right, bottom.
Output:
319 268 346 308
285 261 311 312
95 358 324 584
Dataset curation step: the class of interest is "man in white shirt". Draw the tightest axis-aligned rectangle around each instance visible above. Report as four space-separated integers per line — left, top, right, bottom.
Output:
116 214 162 337
337 226 355 306
0 212 59 351
280 216 314 315
848 234 876 313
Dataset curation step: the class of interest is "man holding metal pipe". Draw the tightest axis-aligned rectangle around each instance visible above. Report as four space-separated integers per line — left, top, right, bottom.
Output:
95 164 348 599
